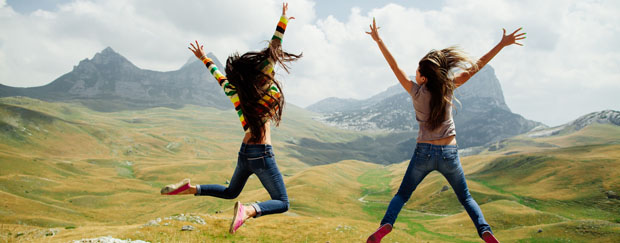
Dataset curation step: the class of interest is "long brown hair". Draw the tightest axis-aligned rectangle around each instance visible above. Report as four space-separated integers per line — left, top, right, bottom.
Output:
418 46 477 130
225 45 302 143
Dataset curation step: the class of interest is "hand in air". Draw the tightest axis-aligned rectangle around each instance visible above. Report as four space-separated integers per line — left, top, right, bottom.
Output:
282 2 295 21
188 40 207 60
500 27 526 47
365 17 381 42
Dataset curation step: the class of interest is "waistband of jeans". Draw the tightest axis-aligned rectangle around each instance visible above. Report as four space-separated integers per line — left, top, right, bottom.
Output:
239 143 273 153
416 143 458 150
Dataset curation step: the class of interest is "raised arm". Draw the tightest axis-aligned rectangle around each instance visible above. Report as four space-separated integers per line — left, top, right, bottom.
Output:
366 18 414 92
260 2 295 76
188 41 249 131
454 27 526 87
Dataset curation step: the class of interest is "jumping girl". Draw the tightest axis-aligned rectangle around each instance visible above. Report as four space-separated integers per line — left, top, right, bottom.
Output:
365 18 525 243
160 3 301 234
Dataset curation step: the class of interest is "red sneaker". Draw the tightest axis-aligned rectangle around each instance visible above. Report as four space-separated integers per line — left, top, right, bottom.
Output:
367 224 392 243
229 201 246 234
160 178 191 195
482 231 499 243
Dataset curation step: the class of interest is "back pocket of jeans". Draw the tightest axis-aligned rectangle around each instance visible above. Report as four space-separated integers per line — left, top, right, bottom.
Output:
442 149 458 160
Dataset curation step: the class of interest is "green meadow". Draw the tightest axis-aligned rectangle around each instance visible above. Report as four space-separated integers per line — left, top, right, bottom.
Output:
0 97 618 242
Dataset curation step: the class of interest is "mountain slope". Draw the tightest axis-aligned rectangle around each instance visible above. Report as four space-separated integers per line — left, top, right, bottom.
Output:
307 66 543 148
0 47 231 112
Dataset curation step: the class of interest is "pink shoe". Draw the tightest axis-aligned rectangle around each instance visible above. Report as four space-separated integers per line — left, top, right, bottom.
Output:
367 224 392 243
482 231 499 243
229 201 246 234
160 178 191 195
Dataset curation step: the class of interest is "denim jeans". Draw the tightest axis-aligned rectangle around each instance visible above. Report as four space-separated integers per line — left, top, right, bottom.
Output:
195 143 289 217
380 143 491 238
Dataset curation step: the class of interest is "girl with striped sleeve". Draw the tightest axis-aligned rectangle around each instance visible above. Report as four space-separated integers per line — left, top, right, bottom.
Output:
161 3 301 234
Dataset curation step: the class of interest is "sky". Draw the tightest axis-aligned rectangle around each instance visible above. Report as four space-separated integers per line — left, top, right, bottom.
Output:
0 0 618 127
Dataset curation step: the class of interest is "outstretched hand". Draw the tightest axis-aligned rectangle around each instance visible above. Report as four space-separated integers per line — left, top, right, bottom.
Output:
282 2 295 20
188 40 206 60
500 27 526 47
365 17 381 42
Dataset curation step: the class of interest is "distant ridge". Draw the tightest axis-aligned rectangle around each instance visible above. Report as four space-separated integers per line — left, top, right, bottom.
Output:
0 47 231 112
527 110 620 138
306 66 543 148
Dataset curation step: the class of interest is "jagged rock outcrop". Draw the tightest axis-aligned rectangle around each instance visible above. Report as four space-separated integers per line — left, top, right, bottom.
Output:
0 47 231 112
307 66 543 148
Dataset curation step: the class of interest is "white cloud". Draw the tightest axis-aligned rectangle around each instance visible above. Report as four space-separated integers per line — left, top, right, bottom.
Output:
0 0 618 126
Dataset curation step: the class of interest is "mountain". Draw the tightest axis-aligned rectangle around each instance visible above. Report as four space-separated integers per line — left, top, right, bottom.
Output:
527 110 620 138
463 109 620 156
0 47 231 112
306 66 543 148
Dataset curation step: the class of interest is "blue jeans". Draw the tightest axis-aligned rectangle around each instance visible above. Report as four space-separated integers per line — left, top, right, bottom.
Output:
380 143 491 238
195 143 289 217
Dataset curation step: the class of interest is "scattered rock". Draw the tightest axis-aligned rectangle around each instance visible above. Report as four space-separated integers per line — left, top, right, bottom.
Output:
215 210 223 214
335 225 354 232
45 229 59 236
143 214 206 227
181 225 195 231
143 220 159 227
165 214 206 225
16 232 24 237
225 180 230 185
440 185 449 192
606 190 619 199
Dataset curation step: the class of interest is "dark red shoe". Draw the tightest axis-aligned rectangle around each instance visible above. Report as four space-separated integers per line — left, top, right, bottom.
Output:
367 224 392 243
482 231 499 243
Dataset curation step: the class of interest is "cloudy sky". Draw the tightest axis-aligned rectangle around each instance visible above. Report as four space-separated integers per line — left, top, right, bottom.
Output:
0 0 618 126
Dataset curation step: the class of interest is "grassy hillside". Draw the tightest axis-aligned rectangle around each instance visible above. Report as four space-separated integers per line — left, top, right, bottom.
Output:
1 97 619 242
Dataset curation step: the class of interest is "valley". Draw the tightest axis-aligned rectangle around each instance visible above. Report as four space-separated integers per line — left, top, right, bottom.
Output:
1 97 618 242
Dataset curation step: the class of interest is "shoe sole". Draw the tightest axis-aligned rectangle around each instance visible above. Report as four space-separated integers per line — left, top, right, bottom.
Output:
229 201 241 234
161 178 190 195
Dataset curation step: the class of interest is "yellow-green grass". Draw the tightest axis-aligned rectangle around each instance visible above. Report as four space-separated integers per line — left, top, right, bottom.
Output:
2 97 620 242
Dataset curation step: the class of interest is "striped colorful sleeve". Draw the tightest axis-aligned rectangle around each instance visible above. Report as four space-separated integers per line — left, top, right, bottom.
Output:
251 14 289 120
201 57 249 132
259 14 289 76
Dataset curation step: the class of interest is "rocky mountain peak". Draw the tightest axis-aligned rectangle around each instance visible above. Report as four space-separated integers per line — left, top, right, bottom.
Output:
91 47 133 66
1 47 233 111
180 52 224 73
73 47 136 73
307 65 542 148
569 110 620 130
